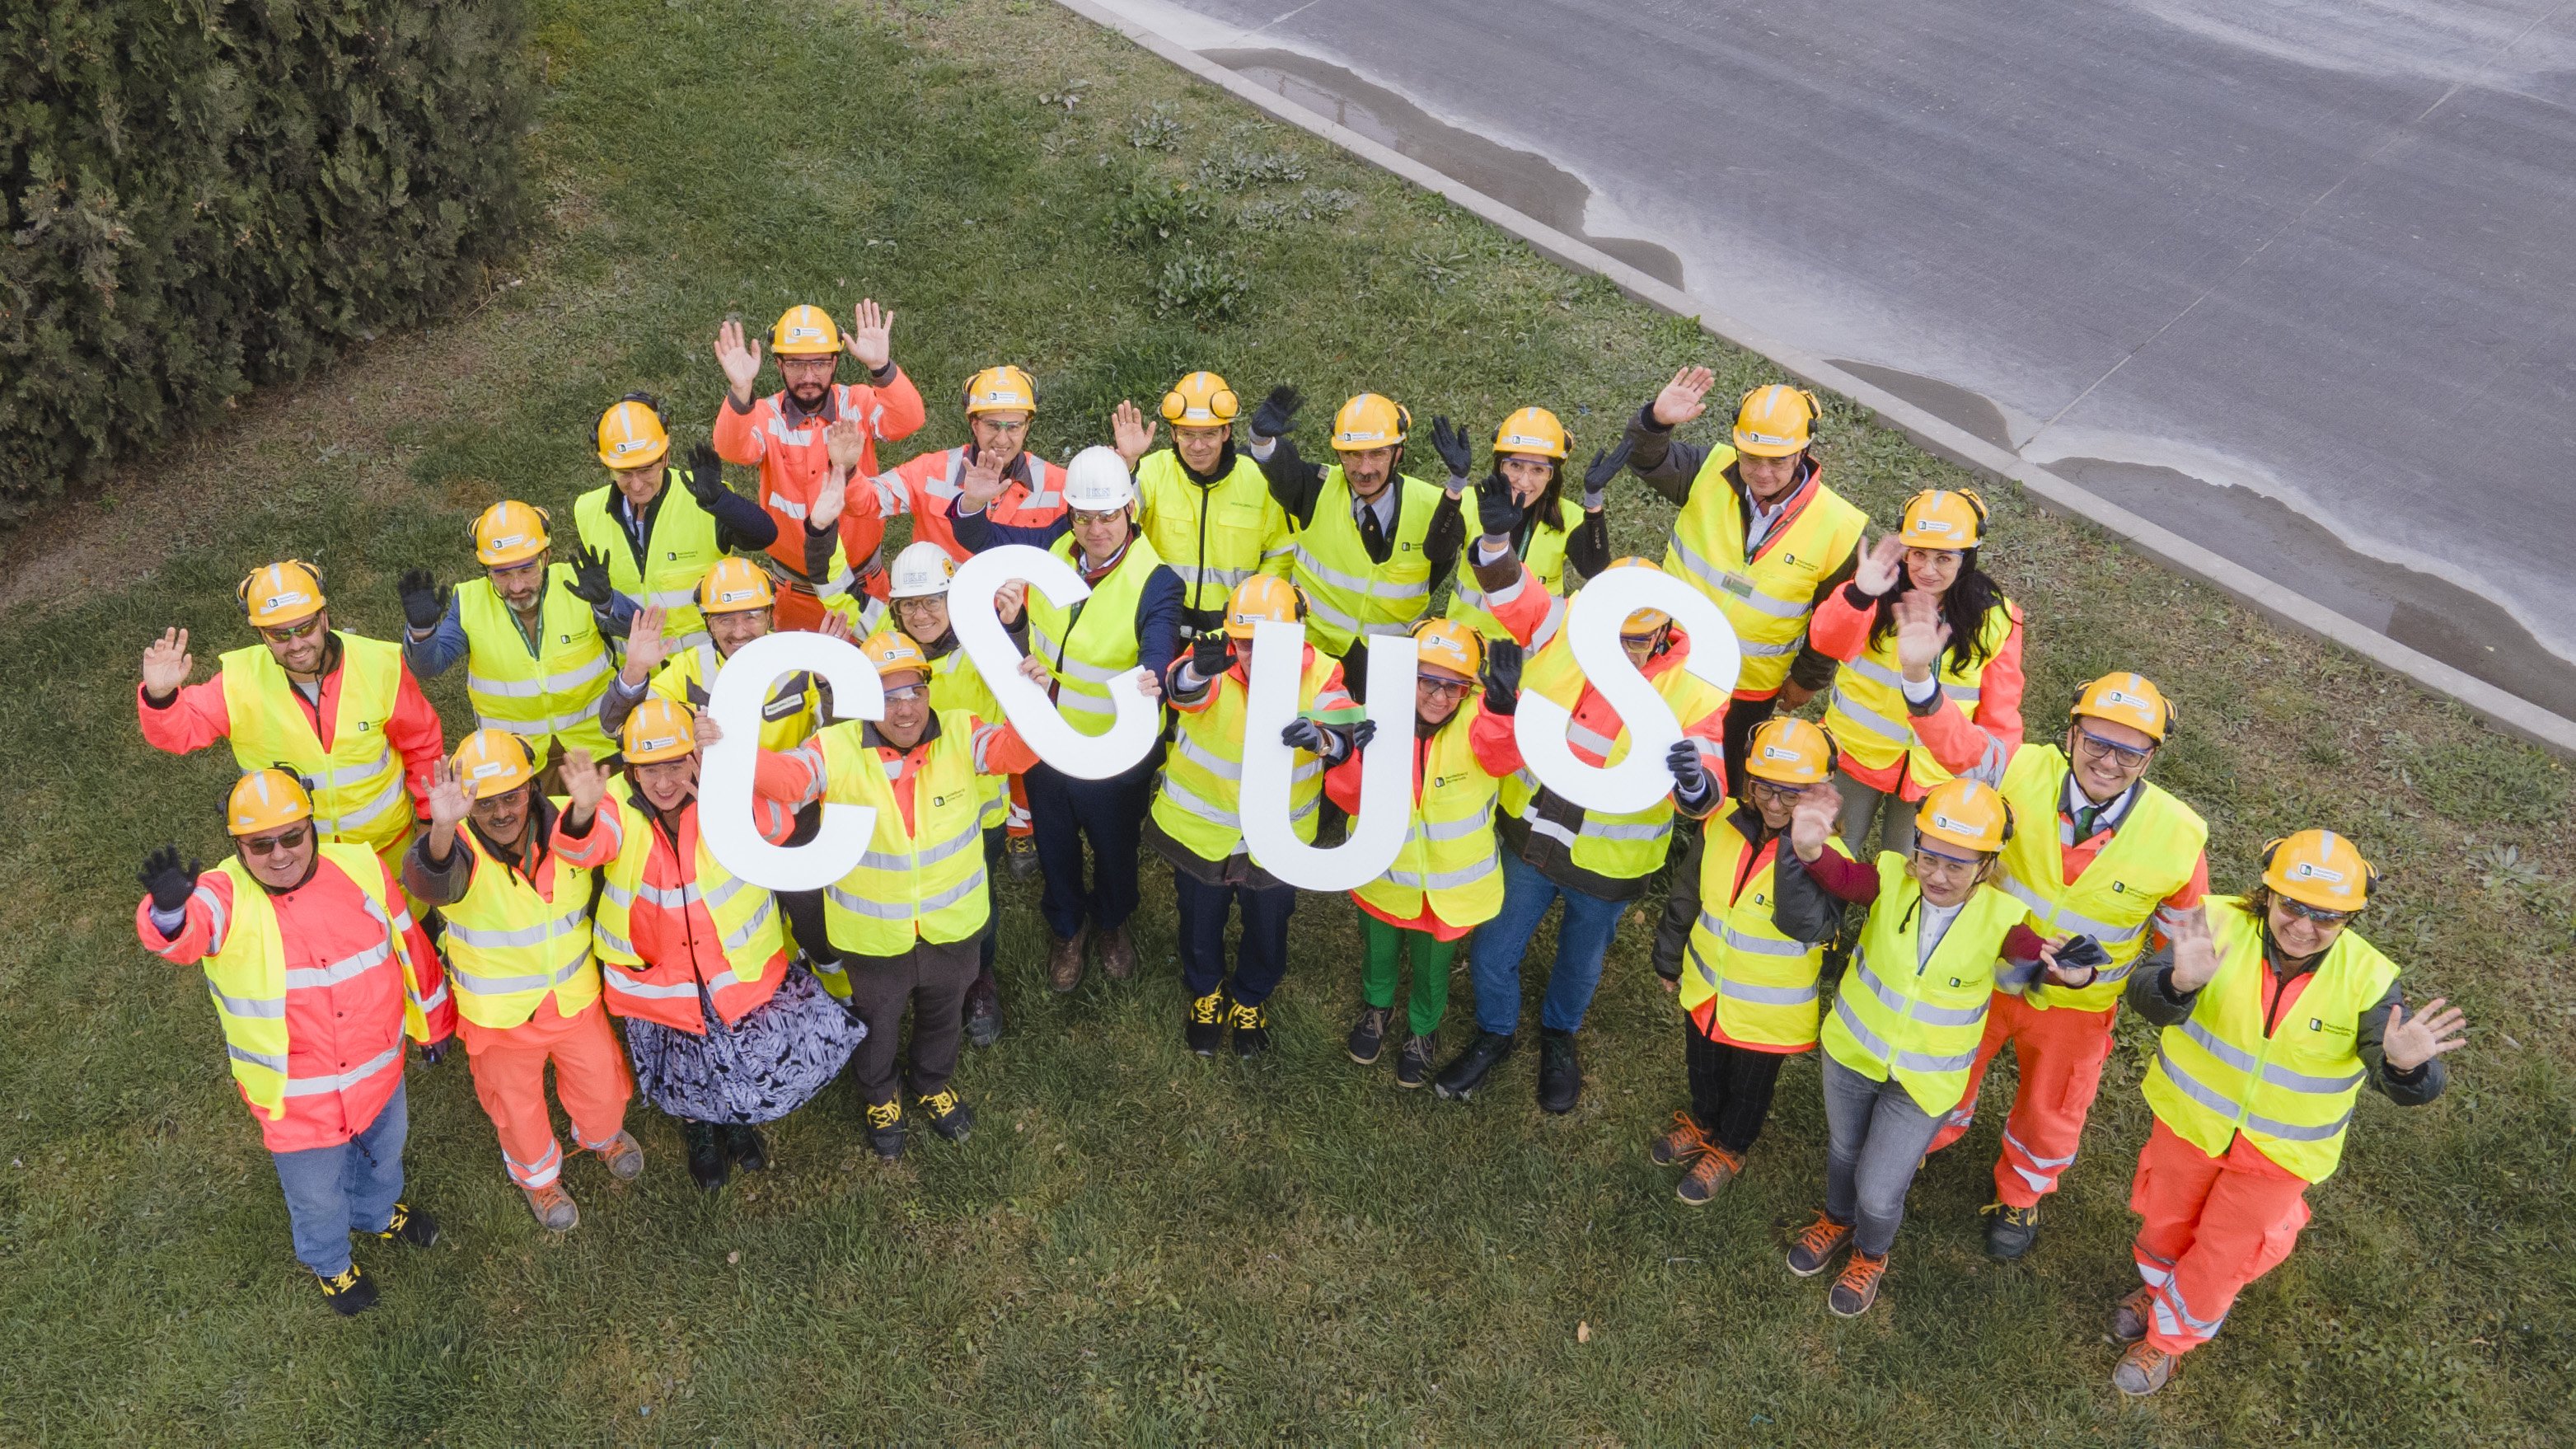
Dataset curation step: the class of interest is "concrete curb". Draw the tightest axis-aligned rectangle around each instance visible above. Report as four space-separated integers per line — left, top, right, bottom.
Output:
1051 0 2576 757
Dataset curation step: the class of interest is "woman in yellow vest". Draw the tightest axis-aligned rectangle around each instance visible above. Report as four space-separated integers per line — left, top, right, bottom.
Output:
1108 371 1295 635
1328 619 1510 1088
1771 778 2086 1317
744 632 1042 1161
1810 489 2025 856
572 394 782 656
1440 407 1610 648
2109 832 2462 1396
1651 719 1849 1204
402 730 639 1232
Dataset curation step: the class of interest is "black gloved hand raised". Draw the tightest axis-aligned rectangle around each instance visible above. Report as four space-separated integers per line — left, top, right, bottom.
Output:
564 546 616 608
1483 639 1524 715
396 569 448 633
1666 737 1712 797
138 844 201 914
1190 630 1236 680
1346 718 1378 755
1249 385 1303 440
1581 439 1628 512
1475 469 1522 538
684 443 727 508
1431 415 1476 481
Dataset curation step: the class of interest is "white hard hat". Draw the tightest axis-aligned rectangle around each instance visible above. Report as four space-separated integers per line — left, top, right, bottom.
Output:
888 541 957 600
1062 445 1137 513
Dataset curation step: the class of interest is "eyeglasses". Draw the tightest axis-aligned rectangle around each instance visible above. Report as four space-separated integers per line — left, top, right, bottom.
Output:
240 823 311 856
1417 676 1475 699
1072 510 1126 527
1910 844 1983 874
2072 727 2155 768
778 355 836 372
976 419 1029 435
883 684 928 702
260 617 324 645
2275 898 2354 926
469 785 531 814
1746 779 1804 805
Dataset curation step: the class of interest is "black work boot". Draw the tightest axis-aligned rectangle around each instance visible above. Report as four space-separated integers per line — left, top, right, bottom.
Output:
1186 987 1227 1057
317 1263 378 1317
1394 1031 1439 1089
373 1199 439 1248
962 970 1004 1049
916 1087 975 1142
1347 1005 1393 1065
1983 1201 2041 1261
683 1120 730 1191
1432 1030 1516 1101
865 1100 905 1161
1228 997 1272 1057
725 1123 769 1173
1536 1029 1581 1114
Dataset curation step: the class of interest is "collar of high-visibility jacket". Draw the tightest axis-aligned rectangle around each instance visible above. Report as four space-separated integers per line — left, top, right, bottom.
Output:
1735 460 1818 550
2060 770 2142 837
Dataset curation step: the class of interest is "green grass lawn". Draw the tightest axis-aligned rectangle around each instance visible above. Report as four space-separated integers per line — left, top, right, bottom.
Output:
2 0 2571 1442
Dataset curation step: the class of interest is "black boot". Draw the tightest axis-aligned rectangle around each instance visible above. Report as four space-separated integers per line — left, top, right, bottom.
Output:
1536 1029 1581 1114
683 1120 730 1191
1186 987 1227 1057
962 970 1004 1049
725 1123 768 1172
916 1087 975 1142
1394 1031 1438 1089
1432 1030 1516 1101
1347 1005 1393 1065
865 1100 905 1161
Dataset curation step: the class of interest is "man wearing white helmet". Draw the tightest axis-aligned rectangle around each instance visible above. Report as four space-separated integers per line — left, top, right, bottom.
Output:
953 446 1183 992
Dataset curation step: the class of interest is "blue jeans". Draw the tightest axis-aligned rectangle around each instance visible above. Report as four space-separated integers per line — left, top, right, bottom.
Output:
1468 852 1633 1036
269 1081 409 1277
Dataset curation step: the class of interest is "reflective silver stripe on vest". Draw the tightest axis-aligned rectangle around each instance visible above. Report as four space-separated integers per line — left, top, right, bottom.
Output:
1411 800 1496 842
828 866 990 919
1697 909 1811 958
466 651 611 701
1159 775 1239 832
1025 622 1130 684
1721 978 1820 1006
1568 721 1621 757
636 880 700 909
282 1043 404 1096
1829 686 1912 743
1173 732 1243 781
1385 854 1499 891
1738 631 1806 658
228 1043 291 1075
1848 953 1988 1026
1302 589 1364 634
445 903 593 953
193 884 232 954
602 964 700 1001
2152 1048 2354 1142
1292 546 1431 602
703 872 755 911
208 986 286 1019
860 818 984 873
719 893 777 954
594 921 635 956
1057 690 1116 716
1666 536 1809 619
2178 1020 2364 1095
478 706 607 738
1833 994 1978 1072
1178 563 1255 591
449 950 593 998
283 940 392 990
618 585 700 612
1993 872 2147 945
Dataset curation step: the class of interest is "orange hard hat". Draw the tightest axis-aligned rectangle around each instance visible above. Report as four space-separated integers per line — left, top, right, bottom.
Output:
227 768 314 837
2262 829 2374 912
1493 406 1570 461
697 556 775 615
1745 717 1836 786
1159 371 1239 427
237 560 326 629
1914 777 2012 855
1331 393 1409 453
963 364 1037 416
1899 489 1986 551
472 501 552 568
1225 575 1304 640
1733 384 1820 458
770 304 841 358
2070 672 2174 743
595 396 671 471
622 696 697 764
860 629 930 684
1412 617 1485 682
452 728 537 798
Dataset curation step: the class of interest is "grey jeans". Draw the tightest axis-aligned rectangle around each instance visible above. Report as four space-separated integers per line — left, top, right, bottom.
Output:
1834 771 1917 859
1821 1052 1945 1257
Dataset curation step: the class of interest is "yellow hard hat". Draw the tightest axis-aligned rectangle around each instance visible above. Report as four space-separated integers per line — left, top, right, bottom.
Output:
1604 556 1673 634
697 556 775 615
2070 672 2174 743
888 541 957 601
1159 371 1239 426
452 728 537 797
1412 617 1486 682
1914 777 2012 856
2262 829 2374 912
1331 393 1409 452
963 364 1037 416
622 696 697 764
237 560 326 628
472 501 552 567
770 303 842 358
1733 384 1821 458
1899 489 1986 551
596 397 670 471
1744 717 1836 786
227 768 314 837
1225 575 1305 640
860 629 930 683
1493 406 1570 461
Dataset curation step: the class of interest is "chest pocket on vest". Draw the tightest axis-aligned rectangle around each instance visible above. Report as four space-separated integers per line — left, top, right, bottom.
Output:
1214 500 1268 551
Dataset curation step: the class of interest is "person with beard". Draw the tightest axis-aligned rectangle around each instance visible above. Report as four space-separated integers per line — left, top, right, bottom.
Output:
1441 407 1612 650
1109 371 1295 640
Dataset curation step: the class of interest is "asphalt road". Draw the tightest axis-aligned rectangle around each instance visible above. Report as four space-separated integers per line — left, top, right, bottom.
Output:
1092 0 2576 718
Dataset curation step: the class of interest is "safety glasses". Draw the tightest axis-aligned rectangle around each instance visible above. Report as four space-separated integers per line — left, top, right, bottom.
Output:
1417 676 1475 700
259 617 324 645
2276 898 2354 927
1910 843 1983 875
1746 779 1805 807
2073 726 2155 768
240 823 312 857
883 683 929 702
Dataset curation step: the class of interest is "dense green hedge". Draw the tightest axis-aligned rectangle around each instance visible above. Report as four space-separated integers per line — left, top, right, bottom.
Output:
0 2 529 514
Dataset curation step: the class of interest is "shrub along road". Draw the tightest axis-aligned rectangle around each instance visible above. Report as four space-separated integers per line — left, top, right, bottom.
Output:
0 0 2568 1442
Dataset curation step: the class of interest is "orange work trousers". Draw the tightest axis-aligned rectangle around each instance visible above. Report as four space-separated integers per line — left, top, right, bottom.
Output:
2129 1118 2311 1355
458 995 634 1189
1926 990 2118 1208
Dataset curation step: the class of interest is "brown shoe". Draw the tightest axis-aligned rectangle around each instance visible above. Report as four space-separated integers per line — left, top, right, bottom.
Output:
1047 927 1089 992
1676 1143 1745 1205
1650 1112 1711 1165
2111 1284 2157 1343
594 1130 644 1181
1098 923 1137 980
2113 1340 2179 1396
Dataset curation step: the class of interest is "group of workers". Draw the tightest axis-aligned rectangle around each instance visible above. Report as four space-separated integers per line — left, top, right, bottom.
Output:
126 305 2468 1397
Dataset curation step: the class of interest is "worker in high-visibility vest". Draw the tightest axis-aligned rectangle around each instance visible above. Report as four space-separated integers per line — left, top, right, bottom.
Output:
573 394 781 656
1810 489 2026 856
138 561 447 884
1241 387 1466 667
2108 832 2462 1395
712 301 925 626
1617 371 1866 786
595 698 863 1191
133 769 455 1315
1651 718 1850 1203
1106 371 1294 637
1769 777 2089 1318
401 731 639 1231
398 501 619 786
1442 408 1613 648
954 446 1183 992
1150 575 1364 1055
741 631 1042 1161
1329 619 1510 1089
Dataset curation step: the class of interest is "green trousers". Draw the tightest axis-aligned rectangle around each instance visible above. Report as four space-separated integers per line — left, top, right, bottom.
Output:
1359 909 1457 1039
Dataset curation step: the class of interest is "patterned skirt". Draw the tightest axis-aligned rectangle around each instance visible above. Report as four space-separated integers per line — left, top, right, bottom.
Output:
621 963 866 1125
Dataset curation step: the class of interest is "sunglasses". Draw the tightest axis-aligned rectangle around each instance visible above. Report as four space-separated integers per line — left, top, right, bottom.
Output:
260 618 324 645
1417 676 1475 698
2073 727 2155 767
240 823 312 856
2275 898 2354 926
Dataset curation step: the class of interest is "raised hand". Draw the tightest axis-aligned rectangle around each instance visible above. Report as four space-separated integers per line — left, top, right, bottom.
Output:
621 605 672 682
809 457 850 532
1665 738 1711 797
845 298 894 372
1475 469 1522 538
2383 998 2470 1072
994 578 1028 623
1111 399 1158 464
2159 901 2220 992
560 748 611 816
138 845 201 913
714 318 763 400
424 758 475 832
142 627 194 698
684 443 727 508
1852 532 1905 597
1651 366 1716 428
958 449 1007 510
1787 783 1840 861
1189 631 1235 681
1249 385 1303 440
1483 638 1523 715
1893 587 1953 682
564 546 617 610
824 417 867 473
691 709 723 748
396 569 448 633
818 608 859 645
1430 415 1476 483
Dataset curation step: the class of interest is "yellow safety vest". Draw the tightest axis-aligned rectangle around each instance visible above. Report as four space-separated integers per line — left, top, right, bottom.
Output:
649 643 823 753
1290 470 1443 654
1823 598 2017 785
927 643 1010 829
1661 460 1866 695
219 634 414 853
574 474 721 652
1992 744 2208 1011
454 567 616 758
2141 899 2398 1183
1449 496 1584 642
1823 854 2026 1114
1136 449 1293 621
200 843 434 1121
438 801 602 1029
1024 533 1166 738
815 713 992 960
1501 631 1730 882
1151 648 1340 863
592 790 780 988
1683 831 1849 1048
1356 701 1506 930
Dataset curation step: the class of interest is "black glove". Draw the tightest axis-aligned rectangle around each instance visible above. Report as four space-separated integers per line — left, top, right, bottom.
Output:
1431 415 1476 481
1281 718 1334 758
1475 469 1522 538
1340 638 1370 705
1189 631 1236 680
138 845 201 914
1347 719 1379 755
419 1036 454 1067
684 443 727 509
1483 639 1523 715
1249 385 1303 440
564 546 616 608
1581 440 1628 512
1666 738 1712 798
396 569 448 633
